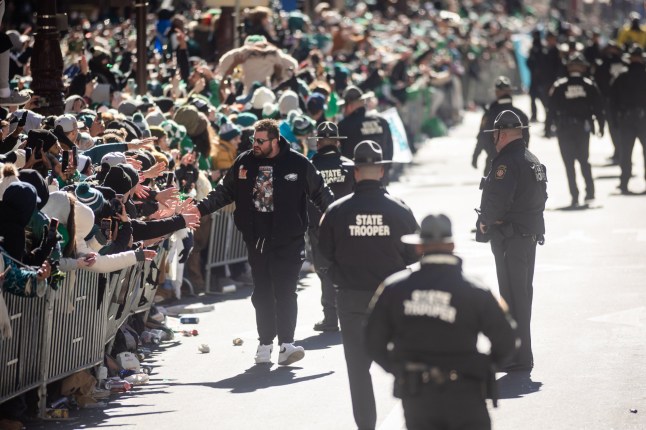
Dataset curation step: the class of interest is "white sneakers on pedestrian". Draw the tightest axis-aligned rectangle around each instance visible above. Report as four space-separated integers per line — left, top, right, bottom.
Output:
254 343 305 365
255 344 273 364
278 343 305 366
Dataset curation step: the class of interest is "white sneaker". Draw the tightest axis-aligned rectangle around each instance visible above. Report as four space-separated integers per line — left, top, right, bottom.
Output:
278 343 305 365
255 344 273 364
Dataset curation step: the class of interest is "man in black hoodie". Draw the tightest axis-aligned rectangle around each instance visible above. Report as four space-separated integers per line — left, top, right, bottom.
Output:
188 118 334 366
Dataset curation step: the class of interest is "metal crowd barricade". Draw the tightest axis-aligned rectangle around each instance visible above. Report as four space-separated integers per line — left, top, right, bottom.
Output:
0 292 48 405
0 248 163 414
204 204 248 294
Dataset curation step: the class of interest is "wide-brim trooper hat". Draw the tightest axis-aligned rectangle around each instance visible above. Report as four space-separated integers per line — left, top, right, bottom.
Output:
483 110 530 133
494 75 517 91
344 140 391 166
311 121 347 140
401 214 453 245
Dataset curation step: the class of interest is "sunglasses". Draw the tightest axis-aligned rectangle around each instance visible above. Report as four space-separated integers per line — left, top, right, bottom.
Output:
250 136 274 146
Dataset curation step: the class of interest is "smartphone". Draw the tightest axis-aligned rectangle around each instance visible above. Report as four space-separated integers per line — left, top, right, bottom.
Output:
48 218 59 242
24 147 32 160
165 171 175 188
110 197 122 217
18 111 28 127
72 146 78 168
61 150 69 172
100 218 112 242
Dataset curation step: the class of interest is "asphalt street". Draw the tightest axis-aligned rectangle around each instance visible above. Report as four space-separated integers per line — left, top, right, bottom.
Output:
34 96 646 429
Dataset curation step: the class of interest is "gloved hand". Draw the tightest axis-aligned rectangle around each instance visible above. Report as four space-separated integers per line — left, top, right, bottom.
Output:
471 156 478 169
178 232 194 264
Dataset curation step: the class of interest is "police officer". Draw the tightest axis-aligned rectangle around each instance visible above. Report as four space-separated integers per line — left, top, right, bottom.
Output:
318 141 418 430
477 110 547 372
472 76 530 176
365 214 518 430
610 44 646 194
186 119 334 366
337 86 394 164
546 53 605 207
594 40 627 164
307 121 355 332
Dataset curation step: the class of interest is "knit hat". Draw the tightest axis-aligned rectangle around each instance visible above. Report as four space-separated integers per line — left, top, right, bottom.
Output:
42 191 71 225
101 152 127 167
278 90 300 116
77 154 92 175
118 99 139 117
149 125 167 140
154 97 175 113
290 114 316 136
160 120 185 148
219 122 242 141
77 132 95 150
235 112 258 128
102 165 133 195
262 102 280 119
0 170 20 201
18 169 48 209
145 109 166 127
26 129 58 152
251 87 276 110
75 182 106 213
174 105 208 137
132 112 151 138
118 163 140 188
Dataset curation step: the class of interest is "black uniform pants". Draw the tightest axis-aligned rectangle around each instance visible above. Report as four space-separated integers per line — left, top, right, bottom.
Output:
605 100 621 160
247 238 304 345
556 123 594 202
491 235 537 367
308 228 338 323
618 111 646 190
402 380 490 430
337 289 377 430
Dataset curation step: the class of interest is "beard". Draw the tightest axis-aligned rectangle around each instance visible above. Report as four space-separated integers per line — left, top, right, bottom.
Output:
253 144 272 158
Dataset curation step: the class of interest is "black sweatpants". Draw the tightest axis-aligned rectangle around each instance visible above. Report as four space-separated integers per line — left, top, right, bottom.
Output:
247 238 304 345
402 380 490 430
491 235 537 367
556 123 594 202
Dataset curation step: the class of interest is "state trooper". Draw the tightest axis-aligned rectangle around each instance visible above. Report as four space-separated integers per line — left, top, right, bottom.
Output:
472 75 530 176
318 141 418 430
546 53 605 207
337 86 394 182
594 40 627 164
477 110 547 372
365 214 518 430
307 121 355 332
610 44 646 194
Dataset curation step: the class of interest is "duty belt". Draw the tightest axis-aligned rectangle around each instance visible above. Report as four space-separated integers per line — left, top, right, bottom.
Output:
404 363 460 384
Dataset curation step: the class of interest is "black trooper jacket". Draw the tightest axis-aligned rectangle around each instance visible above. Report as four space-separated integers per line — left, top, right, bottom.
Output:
479 139 547 235
365 254 518 375
318 180 419 291
338 107 394 161
307 144 355 228
196 136 334 246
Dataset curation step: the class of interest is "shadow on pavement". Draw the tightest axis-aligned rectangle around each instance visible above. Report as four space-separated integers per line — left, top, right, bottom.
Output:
25 406 174 430
296 331 343 351
548 204 602 211
496 371 542 399
188 365 334 394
